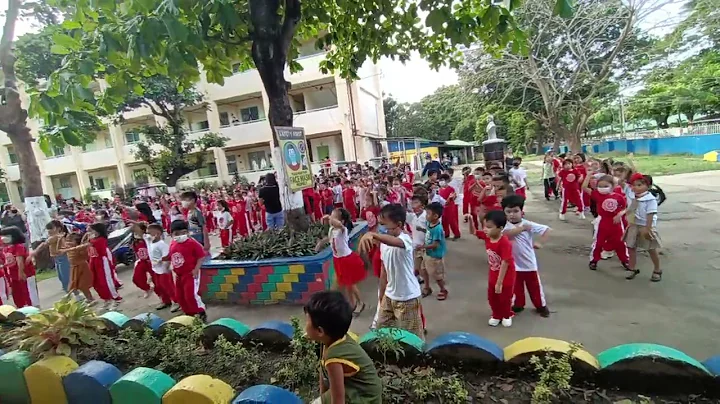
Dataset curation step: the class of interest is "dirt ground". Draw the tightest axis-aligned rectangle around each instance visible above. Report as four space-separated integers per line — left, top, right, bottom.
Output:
36 170 720 361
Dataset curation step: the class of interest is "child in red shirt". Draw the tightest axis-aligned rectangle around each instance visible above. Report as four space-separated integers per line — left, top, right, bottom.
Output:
342 180 358 221
168 220 208 321
312 187 323 221
131 222 153 298
581 174 630 271
438 174 460 239
557 158 585 220
320 182 334 215
0 227 38 308
467 210 516 327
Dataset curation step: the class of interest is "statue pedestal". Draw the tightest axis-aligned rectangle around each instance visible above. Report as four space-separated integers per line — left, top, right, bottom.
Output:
482 139 506 169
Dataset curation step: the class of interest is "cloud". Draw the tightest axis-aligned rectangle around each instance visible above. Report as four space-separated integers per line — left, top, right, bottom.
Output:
379 53 458 103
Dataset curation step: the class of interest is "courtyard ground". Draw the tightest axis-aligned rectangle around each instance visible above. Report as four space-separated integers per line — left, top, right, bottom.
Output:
36 170 720 360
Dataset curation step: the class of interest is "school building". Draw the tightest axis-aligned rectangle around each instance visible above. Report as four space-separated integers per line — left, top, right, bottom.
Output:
0 41 388 206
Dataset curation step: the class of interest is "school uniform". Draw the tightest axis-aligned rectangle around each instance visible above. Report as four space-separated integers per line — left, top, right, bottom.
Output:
504 220 549 311
169 237 206 316
590 190 629 264
132 237 153 292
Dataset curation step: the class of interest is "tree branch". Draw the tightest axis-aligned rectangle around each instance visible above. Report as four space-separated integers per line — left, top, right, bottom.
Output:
280 0 301 57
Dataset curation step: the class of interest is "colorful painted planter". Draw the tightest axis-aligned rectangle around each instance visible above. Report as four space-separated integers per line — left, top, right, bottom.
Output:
200 223 367 305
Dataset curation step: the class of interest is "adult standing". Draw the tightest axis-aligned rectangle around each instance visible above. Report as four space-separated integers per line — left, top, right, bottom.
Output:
1 206 27 234
421 155 443 178
259 173 284 230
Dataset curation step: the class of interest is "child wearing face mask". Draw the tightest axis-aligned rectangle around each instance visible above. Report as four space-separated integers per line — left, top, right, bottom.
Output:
131 222 154 298
61 222 121 310
147 224 178 311
216 200 234 247
168 220 207 322
342 180 358 221
499 195 551 317
557 159 585 221
180 191 209 253
437 174 460 239
582 173 630 273
0 226 38 308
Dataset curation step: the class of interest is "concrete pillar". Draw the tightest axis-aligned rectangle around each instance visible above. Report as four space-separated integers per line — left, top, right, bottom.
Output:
108 125 129 186
213 148 229 183
6 180 21 206
334 77 357 162
206 101 222 132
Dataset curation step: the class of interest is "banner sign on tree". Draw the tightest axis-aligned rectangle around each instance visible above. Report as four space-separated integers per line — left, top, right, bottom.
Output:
275 126 313 192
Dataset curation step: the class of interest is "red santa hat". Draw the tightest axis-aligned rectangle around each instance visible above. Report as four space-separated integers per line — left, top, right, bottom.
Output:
629 172 647 184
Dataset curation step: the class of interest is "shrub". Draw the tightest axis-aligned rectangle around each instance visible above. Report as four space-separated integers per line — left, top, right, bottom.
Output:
529 343 580 404
220 222 329 260
382 366 468 404
273 317 320 399
8 296 106 359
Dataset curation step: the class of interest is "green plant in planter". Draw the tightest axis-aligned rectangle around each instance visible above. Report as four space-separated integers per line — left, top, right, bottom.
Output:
372 329 405 364
274 317 320 398
529 342 580 404
382 366 468 404
220 222 330 260
8 296 106 359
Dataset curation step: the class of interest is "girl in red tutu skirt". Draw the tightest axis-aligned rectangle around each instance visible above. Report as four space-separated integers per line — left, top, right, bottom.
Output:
316 208 366 316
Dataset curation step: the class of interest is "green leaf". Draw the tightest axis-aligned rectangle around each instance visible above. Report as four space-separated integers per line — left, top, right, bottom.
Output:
52 33 82 51
50 44 70 55
56 342 71 356
62 130 82 146
61 20 82 30
553 0 574 18
78 60 95 75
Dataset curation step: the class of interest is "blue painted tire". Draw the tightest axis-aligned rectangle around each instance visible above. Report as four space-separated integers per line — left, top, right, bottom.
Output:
246 321 294 345
63 360 122 404
232 385 303 404
122 313 165 332
703 355 720 376
425 332 504 363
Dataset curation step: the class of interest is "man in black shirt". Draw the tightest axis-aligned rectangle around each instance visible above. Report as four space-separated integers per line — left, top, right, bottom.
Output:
258 173 284 229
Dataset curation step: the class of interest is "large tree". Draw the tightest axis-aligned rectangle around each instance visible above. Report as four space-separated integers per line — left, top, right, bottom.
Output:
116 76 227 188
460 0 657 152
26 0 545 231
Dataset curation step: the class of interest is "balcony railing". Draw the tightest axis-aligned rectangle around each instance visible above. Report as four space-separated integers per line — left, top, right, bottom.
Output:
293 104 339 115
219 118 267 129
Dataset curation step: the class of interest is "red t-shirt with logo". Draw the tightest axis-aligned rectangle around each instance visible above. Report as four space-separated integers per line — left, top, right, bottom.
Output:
321 189 334 208
3 244 36 280
360 205 381 231
133 238 150 261
591 190 626 224
557 168 580 190
169 238 206 276
474 231 515 286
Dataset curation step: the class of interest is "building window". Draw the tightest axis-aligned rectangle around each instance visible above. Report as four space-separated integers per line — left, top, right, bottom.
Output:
227 155 238 174
132 169 149 185
52 146 65 157
0 183 8 203
219 112 230 126
240 106 260 122
7 146 17 164
93 177 108 190
59 176 72 189
197 162 217 178
125 132 141 144
16 182 23 199
247 151 270 171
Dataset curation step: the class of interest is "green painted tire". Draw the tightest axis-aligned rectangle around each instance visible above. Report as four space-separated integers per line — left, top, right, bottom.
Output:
201 318 251 348
110 367 176 404
100 312 130 334
359 328 424 362
0 351 32 404
598 343 710 377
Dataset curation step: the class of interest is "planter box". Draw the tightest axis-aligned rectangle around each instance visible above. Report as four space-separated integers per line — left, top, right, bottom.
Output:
200 223 368 305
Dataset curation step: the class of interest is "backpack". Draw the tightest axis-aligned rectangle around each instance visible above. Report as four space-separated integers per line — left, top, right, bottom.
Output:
649 184 666 206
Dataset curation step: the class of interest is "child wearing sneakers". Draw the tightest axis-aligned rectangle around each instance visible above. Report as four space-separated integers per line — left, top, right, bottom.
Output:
420 202 448 300
466 210 517 327
500 195 551 317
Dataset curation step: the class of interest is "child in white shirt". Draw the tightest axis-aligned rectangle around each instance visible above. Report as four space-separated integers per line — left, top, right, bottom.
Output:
146 224 177 311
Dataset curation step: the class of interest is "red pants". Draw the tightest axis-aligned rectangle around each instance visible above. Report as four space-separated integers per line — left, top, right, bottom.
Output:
442 206 461 238
205 213 216 232
592 221 628 263
488 272 515 320
582 191 591 212
132 260 152 292
92 257 121 301
560 188 584 214
512 271 546 309
233 213 249 237
175 274 205 315
515 187 526 198
219 229 232 247
151 272 175 305
10 277 37 308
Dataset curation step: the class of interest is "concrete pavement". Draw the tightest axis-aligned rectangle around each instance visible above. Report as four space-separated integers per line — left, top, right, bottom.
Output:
36 170 720 360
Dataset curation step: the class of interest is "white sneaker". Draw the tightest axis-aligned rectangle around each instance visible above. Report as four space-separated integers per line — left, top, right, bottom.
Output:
601 250 615 260
502 317 513 327
558 213 566 221
488 318 501 327
579 212 586 220
109 300 120 311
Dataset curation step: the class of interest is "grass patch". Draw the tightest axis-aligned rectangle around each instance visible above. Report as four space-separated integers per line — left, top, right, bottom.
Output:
600 154 720 177
35 269 57 282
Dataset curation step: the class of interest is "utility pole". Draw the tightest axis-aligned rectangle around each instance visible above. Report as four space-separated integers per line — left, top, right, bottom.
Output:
619 96 626 138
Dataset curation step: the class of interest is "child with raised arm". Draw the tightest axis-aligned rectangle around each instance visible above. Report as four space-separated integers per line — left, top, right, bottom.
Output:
466 210 517 327
305 291 382 404
500 195 551 317
359 204 424 339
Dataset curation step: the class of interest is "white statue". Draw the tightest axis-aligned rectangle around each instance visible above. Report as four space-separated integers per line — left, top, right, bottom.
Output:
25 196 51 243
486 115 497 140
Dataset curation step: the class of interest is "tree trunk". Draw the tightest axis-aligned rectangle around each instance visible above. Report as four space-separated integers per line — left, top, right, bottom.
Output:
252 37 309 232
0 0 51 248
